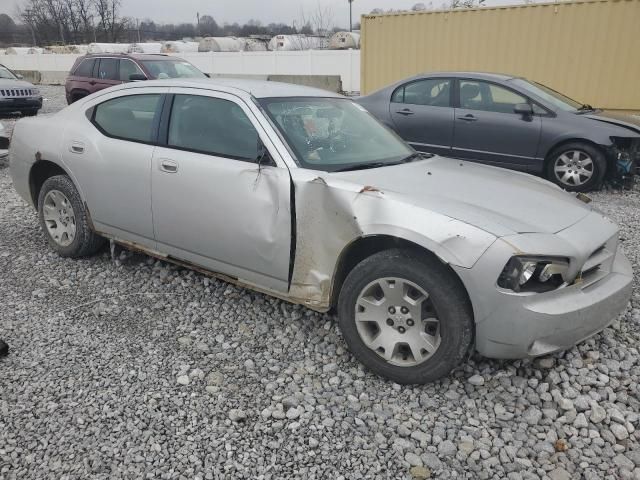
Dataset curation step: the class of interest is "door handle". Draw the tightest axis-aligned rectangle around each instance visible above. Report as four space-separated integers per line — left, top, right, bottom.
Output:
69 142 85 154
159 159 178 173
89 80 96 85
396 109 415 116
457 114 478 122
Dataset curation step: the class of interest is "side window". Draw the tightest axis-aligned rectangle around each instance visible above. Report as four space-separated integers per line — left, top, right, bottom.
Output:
168 95 259 161
392 79 452 107
97 58 119 81
459 80 528 114
119 60 145 82
93 94 161 143
74 58 95 77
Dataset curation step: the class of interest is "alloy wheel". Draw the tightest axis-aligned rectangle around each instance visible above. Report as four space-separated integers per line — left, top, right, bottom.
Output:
553 150 594 187
354 277 441 367
42 190 76 247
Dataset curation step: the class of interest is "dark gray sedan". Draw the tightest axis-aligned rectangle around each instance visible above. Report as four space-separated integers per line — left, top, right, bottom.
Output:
356 72 640 191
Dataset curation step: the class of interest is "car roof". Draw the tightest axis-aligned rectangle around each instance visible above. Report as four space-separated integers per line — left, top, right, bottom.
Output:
83 53 174 61
414 71 517 81
115 77 344 99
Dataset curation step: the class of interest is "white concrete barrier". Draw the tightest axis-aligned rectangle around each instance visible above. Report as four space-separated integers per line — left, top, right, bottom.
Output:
0 50 361 93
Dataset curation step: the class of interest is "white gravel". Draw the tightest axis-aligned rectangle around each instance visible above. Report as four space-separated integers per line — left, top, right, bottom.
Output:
0 86 639 479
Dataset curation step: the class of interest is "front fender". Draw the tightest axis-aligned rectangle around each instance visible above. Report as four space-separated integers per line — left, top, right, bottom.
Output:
288 170 497 310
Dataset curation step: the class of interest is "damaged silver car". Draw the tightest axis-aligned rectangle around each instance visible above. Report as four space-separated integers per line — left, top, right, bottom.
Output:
9 79 633 384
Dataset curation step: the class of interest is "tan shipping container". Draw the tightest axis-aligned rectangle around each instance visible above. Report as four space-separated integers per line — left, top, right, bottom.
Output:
361 0 640 111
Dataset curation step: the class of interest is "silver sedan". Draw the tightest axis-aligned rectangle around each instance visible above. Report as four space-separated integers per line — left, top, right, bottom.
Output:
9 79 633 384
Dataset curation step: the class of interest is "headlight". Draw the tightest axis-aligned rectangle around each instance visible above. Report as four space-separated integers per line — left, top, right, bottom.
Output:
31 88 40 96
497 256 569 293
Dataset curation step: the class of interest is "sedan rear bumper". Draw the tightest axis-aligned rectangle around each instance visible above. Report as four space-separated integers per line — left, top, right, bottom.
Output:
474 248 632 358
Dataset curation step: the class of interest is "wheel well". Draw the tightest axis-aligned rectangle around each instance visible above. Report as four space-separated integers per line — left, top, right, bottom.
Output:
543 138 608 172
29 160 68 206
70 90 89 102
329 235 471 312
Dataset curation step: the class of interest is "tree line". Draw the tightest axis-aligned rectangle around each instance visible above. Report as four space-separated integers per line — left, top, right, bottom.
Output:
0 0 332 47
0 0 484 48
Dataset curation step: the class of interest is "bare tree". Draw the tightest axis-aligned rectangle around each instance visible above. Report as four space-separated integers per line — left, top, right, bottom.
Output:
94 0 127 42
448 0 485 8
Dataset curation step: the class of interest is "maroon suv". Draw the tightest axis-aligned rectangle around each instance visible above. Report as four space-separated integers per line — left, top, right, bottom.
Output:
65 53 207 104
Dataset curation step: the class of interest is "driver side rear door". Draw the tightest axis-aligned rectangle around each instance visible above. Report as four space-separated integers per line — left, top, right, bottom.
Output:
150 88 293 293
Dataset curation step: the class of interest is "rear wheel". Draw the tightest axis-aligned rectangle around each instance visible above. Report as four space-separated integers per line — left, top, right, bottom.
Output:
337 249 473 384
38 175 106 257
546 142 606 192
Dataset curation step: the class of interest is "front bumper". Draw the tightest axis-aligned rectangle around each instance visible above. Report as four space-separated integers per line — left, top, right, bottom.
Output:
0 97 43 113
473 248 632 358
454 210 633 359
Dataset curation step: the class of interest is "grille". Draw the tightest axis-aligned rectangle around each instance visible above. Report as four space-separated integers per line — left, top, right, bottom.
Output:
578 236 618 287
0 88 37 98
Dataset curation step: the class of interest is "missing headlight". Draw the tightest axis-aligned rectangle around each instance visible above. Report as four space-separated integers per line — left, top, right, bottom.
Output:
497 256 569 293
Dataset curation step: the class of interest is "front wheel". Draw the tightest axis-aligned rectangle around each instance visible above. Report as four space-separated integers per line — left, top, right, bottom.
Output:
546 142 606 192
38 175 106 257
337 249 473 384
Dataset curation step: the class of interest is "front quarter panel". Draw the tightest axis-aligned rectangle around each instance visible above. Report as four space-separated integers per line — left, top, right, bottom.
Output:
288 169 497 310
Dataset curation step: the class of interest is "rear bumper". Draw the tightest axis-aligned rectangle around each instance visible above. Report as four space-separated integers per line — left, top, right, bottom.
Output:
0 97 42 113
474 247 632 358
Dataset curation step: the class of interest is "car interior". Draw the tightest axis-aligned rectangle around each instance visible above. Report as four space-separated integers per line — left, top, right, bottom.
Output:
168 95 259 160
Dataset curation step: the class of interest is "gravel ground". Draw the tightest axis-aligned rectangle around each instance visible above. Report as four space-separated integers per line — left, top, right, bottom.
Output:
0 87 639 480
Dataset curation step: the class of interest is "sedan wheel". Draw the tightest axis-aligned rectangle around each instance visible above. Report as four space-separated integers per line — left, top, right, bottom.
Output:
338 249 473 384
355 277 441 366
42 190 77 247
38 175 106 257
553 150 594 188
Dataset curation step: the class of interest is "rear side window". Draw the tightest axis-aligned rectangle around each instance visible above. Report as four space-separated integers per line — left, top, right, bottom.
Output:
392 78 452 107
74 58 95 77
93 94 161 143
97 58 119 81
168 95 259 161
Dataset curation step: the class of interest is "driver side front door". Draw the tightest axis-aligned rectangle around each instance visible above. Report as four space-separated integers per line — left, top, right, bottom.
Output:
151 89 293 293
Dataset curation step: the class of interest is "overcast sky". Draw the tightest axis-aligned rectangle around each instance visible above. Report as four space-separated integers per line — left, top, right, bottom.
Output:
4 0 521 26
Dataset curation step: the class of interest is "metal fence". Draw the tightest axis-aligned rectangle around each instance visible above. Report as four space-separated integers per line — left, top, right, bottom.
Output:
361 0 640 110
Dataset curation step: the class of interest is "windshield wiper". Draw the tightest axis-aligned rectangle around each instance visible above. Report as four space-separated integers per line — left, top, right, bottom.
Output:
333 162 389 172
400 152 433 163
333 152 433 172
577 104 595 112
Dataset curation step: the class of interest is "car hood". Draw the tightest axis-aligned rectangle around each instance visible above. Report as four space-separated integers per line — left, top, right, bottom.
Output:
581 110 640 134
333 156 592 237
0 78 36 89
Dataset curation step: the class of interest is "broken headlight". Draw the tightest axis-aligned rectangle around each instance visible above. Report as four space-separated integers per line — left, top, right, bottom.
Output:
497 256 569 293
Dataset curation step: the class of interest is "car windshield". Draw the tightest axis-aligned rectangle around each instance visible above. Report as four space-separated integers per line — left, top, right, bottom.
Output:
260 97 414 171
0 65 17 80
141 60 206 79
509 78 583 111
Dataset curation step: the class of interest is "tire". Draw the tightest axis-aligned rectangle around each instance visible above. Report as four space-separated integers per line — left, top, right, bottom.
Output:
546 142 606 192
70 91 88 104
337 249 473 384
37 175 106 258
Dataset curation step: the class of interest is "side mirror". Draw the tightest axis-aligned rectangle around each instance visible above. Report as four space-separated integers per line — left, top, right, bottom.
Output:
256 139 274 167
16 73 24 79
514 103 533 116
129 73 147 82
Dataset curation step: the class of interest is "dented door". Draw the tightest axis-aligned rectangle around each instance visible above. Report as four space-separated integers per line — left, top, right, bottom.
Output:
151 90 292 293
